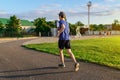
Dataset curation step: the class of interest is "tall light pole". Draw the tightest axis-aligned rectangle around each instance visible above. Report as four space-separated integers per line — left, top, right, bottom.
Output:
87 1 92 33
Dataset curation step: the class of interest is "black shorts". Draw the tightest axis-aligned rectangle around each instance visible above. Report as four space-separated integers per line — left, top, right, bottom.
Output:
58 40 71 49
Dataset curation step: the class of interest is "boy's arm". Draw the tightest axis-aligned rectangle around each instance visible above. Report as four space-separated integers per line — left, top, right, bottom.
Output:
57 24 65 37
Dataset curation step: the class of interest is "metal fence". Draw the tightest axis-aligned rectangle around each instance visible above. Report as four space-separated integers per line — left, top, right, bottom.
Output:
88 31 120 35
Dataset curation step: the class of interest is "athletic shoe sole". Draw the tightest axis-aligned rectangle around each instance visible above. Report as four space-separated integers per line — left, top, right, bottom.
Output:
75 63 80 72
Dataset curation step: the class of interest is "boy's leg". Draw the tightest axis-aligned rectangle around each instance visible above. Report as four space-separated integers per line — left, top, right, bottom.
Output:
66 49 77 63
59 49 64 64
66 49 80 71
65 40 77 63
58 40 65 67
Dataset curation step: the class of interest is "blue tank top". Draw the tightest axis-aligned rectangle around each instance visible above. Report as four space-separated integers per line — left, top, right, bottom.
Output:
59 20 70 40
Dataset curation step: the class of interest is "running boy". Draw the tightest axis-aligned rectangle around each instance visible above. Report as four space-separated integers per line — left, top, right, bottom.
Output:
57 11 80 72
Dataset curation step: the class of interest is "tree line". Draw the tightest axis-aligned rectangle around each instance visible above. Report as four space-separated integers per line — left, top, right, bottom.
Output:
112 19 120 31
0 15 21 37
0 15 56 37
0 15 120 37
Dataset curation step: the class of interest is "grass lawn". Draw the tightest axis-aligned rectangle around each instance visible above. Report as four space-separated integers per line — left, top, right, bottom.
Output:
24 36 120 70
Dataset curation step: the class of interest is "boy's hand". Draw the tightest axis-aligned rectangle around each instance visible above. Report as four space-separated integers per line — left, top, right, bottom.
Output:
57 27 60 30
57 32 60 37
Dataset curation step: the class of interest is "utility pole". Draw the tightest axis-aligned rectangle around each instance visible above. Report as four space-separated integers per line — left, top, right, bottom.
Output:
87 1 92 34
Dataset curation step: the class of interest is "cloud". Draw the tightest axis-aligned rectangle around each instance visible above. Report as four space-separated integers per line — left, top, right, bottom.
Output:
0 10 11 18
0 3 120 22
17 9 59 21
104 0 115 2
0 10 7 14
0 3 111 20
19 4 62 20
40 4 61 9
89 3 120 16
0 4 61 21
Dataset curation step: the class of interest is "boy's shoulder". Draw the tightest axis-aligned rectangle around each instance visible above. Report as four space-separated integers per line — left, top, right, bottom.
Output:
59 20 67 24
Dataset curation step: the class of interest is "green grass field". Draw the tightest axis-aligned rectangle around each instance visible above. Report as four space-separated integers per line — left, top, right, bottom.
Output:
24 36 120 70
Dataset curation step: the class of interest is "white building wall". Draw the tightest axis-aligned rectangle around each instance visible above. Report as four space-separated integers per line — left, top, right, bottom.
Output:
51 28 57 37
21 26 35 32
89 31 120 35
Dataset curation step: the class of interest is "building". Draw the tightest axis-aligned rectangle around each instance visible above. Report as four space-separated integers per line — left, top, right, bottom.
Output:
20 20 35 32
0 18 35 32
104 24 112 30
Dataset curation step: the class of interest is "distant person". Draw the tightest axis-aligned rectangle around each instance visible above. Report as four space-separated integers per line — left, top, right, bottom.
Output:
57 11 80 71
75 26 81 38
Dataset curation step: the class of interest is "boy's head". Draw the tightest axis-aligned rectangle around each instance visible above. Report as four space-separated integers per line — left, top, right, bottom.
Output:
58 11 66 20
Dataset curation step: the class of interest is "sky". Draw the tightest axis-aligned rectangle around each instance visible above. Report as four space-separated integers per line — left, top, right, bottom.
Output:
0 0 120 25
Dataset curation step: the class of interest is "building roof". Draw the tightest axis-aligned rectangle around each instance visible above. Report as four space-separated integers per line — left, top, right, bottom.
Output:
0 18 8 25
0 18 34 26
20 20 34 26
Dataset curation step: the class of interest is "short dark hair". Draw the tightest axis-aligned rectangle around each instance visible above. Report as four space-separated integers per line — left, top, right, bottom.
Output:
59 11 66 18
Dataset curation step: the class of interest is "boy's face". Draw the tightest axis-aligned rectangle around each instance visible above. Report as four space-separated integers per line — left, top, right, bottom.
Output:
59 16 62 20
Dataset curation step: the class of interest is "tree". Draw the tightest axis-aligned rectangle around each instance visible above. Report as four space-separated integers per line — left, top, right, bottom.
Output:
75 21 84 26
114 19 119 24
90 24 106 31
90 24 97 31
69 21 84 35
112 19 120 31
47 21 56 28
75 21 84 35
98 24 105 31
0 21 5 37
69 23 76 35
6 15 22 37
34 17 50 36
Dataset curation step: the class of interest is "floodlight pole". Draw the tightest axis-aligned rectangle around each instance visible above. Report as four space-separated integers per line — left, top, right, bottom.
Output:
87 1 92 34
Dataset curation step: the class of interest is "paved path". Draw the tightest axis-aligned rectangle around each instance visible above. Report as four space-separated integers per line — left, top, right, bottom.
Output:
0 37 120 80
0 37 37 44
